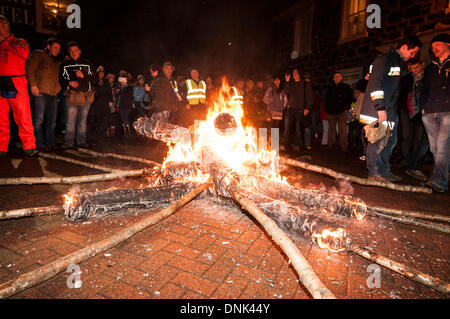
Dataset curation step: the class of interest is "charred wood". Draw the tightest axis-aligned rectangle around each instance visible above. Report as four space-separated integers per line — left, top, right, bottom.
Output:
0 183 210 299
64 182 196 221
249 176 367 220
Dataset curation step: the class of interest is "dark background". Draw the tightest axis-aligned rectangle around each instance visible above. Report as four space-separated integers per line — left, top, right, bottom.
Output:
57 0 298 81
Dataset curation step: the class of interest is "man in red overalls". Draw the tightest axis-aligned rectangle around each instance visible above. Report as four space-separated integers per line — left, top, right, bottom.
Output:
0 15 36 156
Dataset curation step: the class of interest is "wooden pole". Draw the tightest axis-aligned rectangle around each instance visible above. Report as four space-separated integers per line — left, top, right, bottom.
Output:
366 210 450 234
38 152 119 173
0 206 63 220
280 156 432 194
370 206 450 223
0 169 150 185
232 190 336 299
76 148 161 168
348 244 450 295
0 182 210 299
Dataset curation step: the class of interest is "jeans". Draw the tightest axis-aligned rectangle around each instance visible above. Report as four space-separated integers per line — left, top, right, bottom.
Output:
119 108 131 125
366 110 398 177
64 101 91 146
283 108 311 147
422 112 450 189
32 94 58 148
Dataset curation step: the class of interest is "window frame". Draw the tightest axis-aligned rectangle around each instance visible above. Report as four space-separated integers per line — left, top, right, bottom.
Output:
339 0 368 44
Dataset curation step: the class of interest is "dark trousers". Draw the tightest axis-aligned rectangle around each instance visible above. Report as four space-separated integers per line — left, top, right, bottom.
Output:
32 94 58 148
283 108 311 148
408 118 429 171
327 111 348 151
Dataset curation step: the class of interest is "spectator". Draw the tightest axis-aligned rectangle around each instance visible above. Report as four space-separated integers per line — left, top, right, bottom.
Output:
284 68 314 152
105 73 120 135
360 35 422 182
311 87 322 141
319 97 328 146
205 75 215 107
183 68 207 126
149 64 159 85
263 75 287 130
401 56 429 182
0 15 36 156
116 74 134 135
91 67 114 138
149 61 183 124
26 37 62 152
324 71 354 153
352 75 369 160
420 33 450 193
60 41 96 149
133 74 151 119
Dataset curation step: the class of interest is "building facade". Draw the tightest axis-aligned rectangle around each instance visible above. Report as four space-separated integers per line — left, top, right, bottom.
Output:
272 0 450 93
0 0 75 48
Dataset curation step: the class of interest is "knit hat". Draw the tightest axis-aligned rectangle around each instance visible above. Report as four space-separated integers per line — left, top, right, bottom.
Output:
431 33 450 45
105 73 115 80
96 66 105 74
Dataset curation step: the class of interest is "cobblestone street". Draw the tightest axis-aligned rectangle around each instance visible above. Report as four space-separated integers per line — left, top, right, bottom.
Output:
0 136 448 299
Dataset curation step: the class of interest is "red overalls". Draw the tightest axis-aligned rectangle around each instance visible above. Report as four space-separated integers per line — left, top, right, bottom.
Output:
0 35 35 152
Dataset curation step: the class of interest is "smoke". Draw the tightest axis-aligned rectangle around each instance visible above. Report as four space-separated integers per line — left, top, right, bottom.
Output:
305 180 354 195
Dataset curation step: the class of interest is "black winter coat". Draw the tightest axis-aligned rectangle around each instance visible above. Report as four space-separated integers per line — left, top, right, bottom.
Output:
420 57 450 114
59 56 96 93
324 82 354 115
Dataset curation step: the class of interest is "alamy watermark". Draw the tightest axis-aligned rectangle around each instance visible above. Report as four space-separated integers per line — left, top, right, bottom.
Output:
66 4 81 29
66 263 82 289
366 264 381 288
367 4 381 29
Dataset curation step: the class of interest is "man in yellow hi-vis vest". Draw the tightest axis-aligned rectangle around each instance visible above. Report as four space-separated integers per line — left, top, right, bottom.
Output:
183 68 207 126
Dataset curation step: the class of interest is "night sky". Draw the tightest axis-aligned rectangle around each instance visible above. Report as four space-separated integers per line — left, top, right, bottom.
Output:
61 0 298 81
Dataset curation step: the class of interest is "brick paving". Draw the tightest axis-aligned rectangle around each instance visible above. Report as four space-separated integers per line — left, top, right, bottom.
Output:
0 138 449 299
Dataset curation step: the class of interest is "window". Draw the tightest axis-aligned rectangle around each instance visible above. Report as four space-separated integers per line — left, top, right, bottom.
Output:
340 0 367 42
292 8 313 57
37 0 74 34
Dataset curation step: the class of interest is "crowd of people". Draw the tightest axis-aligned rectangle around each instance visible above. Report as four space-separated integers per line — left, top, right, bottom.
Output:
0 13 448 193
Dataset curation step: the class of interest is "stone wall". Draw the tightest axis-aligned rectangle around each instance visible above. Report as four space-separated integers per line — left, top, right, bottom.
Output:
273 0 450 95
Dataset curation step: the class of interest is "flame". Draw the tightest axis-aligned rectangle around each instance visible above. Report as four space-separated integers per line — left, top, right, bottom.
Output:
344 198 367 220
312 228 346 252
163 78 285 182
63 194 74 208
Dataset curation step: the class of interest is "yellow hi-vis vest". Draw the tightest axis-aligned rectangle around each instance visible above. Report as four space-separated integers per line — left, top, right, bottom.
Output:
185 79 206 105
230 87 244 106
